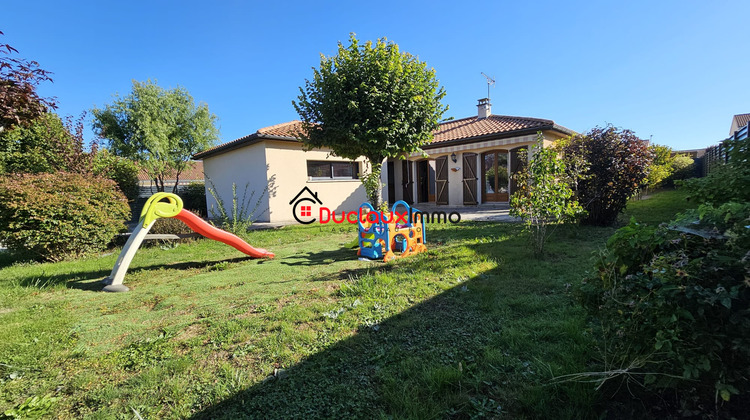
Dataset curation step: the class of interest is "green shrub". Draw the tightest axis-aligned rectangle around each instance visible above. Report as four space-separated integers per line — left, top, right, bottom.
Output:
149 217 194 236
663 154 695 187
510 135 584 256
578 205 750 414
557 125 653 226
644 144 675 189
679 163 750 206
180 181 207 215
207 179 267 235
0 112 79 174
0 172 130 261
680 136 750 205
92 150 139 202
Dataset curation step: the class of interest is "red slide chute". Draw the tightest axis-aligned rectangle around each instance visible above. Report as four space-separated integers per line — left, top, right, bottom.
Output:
173 209 275 259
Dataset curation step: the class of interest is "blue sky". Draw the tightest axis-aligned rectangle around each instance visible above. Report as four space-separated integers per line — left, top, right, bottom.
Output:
3 0 748 151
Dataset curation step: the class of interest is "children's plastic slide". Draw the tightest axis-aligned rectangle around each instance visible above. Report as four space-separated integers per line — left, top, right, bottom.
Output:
172 209 273 259
102 193 273 292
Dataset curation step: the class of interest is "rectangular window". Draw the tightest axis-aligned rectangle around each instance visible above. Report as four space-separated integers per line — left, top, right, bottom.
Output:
307 160 359 180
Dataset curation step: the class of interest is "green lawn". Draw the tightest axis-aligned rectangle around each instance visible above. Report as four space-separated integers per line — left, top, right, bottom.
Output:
0 190 695 419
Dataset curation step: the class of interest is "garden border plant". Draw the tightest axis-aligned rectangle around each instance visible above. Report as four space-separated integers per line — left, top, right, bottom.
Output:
0 172 130 261
557 125 653 226
206 177 268 235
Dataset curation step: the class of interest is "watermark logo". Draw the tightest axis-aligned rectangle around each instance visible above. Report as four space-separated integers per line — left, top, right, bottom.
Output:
290 187 462 225
289 187 323 224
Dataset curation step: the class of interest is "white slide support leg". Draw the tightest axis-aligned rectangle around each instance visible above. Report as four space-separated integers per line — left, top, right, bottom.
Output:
102 220 156 292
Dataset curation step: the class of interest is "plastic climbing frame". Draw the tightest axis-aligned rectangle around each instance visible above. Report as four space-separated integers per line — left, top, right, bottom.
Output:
357 200 427 262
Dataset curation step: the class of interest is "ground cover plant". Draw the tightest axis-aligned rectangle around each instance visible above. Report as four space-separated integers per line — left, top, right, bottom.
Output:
578 207 750 417
575 135 750 417
0 190 694 419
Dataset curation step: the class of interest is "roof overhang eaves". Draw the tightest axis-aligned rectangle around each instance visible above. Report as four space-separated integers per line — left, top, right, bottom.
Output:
193 133 300 159
551 124 576 136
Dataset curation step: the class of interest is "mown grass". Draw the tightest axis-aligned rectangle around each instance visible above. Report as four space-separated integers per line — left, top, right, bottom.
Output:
0 190 694 419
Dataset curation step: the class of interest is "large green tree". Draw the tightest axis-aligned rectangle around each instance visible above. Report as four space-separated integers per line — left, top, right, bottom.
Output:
293 34 447 208
92 80 219 192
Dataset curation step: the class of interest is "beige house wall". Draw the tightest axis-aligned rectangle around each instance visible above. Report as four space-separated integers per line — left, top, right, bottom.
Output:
202 139 394 224
202 141 271 222
263 141 374 223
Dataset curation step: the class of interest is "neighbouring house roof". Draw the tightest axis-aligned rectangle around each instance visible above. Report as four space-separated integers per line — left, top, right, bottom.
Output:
137 161 204 183
194 116 574 159
732 113 750 133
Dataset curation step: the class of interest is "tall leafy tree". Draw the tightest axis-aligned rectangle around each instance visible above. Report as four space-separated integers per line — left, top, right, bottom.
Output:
92 80 218 192
0 30 56 131
293 34 447 208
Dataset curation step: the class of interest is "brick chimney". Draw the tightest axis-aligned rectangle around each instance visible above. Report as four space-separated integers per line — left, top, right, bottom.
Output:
477 98 491 119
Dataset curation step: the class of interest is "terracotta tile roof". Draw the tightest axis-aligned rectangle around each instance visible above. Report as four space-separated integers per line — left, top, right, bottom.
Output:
193 121 302 159
431 114 570 145
257 120 305 137
137 161 204 182
733 113 750 128
195 115 573 159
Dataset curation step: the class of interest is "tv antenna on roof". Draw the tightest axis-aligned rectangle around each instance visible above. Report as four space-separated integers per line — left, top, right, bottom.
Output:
481 72 496 100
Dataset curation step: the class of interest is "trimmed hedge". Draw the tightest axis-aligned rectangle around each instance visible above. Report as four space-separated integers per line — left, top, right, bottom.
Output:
0 172 130 261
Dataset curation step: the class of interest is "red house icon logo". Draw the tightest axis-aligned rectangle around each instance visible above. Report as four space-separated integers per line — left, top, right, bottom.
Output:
289 187 323 224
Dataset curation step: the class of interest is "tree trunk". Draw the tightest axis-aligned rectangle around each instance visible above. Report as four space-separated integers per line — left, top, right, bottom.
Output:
362 157 383 210
172 171 181 194
155 175 165 192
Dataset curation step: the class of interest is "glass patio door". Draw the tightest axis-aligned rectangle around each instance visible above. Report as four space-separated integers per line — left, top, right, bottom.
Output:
482 150 509 202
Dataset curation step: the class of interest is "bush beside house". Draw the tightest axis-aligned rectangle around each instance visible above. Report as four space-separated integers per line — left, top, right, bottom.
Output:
557 126 653 226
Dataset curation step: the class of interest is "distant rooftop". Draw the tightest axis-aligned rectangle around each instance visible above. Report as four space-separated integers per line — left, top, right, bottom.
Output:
137 161 204 182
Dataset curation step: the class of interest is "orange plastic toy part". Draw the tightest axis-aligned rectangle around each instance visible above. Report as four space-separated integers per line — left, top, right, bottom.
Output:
173 209 275 259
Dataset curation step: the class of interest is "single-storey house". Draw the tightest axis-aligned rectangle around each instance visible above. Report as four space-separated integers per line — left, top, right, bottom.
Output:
193 99 574 223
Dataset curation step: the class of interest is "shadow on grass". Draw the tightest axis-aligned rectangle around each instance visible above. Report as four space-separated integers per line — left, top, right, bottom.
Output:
279 247 356 266
189 222 599 419
0 249 37 269
6 256 255 291
191 272 501 419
